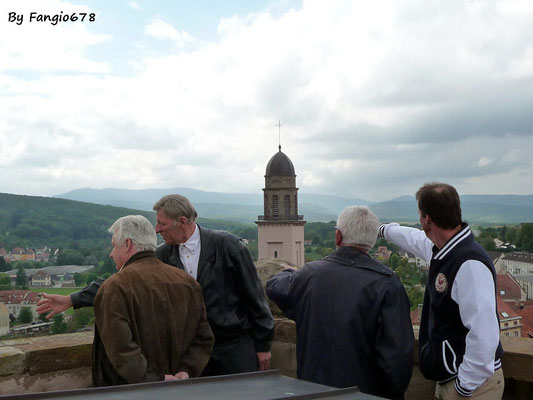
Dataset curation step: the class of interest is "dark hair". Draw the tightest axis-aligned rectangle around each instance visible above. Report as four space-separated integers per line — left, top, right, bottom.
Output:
416 182 462 229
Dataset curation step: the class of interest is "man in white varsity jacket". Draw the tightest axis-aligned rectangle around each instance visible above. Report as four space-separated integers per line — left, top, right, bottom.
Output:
378 182 504 399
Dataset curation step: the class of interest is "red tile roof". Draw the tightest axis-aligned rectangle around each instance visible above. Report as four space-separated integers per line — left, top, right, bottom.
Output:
496 273 524 301
496 296 521 320
516 305 533 338
0 290 40 305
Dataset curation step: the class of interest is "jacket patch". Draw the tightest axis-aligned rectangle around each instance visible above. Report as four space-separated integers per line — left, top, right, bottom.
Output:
435 273 448 293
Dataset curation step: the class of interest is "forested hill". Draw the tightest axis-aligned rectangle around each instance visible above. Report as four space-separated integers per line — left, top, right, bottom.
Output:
0 192 257 252
0 192 156 250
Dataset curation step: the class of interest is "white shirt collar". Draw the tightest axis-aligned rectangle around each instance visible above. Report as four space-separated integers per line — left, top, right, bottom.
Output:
180 223 200 254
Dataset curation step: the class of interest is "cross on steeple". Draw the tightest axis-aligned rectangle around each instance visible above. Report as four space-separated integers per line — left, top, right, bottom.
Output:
275 119 283 151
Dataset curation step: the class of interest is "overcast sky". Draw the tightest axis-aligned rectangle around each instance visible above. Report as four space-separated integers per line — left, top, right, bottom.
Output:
1 0 532 202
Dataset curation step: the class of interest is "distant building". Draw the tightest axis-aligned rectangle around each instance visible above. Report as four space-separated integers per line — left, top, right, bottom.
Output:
501 252 533 275
256 146 306 267
497 297 522 337
0 304 9 336
493 238 516 250
496 272 527 303
400 251 428 269
4 265 94 285
376 246 392 262
516 305 533 338
514 275 533 301
5 247 36 263
12 321 53 336
31 270 52 287
410 304 423 337
0 290 41 322
35 247 51 262
487 251 506 273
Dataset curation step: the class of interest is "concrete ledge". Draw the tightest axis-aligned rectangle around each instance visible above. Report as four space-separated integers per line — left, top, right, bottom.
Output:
0 346 25 376
0 331 93 395
0 367 91 396
0 328 532 398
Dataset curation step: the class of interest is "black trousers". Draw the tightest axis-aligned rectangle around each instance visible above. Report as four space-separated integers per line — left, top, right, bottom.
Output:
202 334 259 376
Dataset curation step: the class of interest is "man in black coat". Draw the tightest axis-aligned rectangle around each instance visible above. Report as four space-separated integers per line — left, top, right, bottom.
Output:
266 206 414 399
37 194 274 376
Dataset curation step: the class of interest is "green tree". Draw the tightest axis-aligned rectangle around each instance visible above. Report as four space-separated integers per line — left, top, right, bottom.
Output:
0 256 7 272
18 306 33 324
245 241 258 261
389 253 400 270
72 308 94 330
100 258 116 275
420 271 428 286
0 273 11 285
56 249 85 265
83 255 98 266
51 314 68 334
85 271 99 285
406 286 425 310
15 266 28 289
73 272 85 286
479 237 496 252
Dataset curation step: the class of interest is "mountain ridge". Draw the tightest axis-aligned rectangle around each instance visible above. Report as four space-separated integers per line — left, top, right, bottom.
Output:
55 188 533 225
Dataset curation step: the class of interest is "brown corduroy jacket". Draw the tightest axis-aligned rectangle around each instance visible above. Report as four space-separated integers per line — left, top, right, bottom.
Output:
92 251 214 386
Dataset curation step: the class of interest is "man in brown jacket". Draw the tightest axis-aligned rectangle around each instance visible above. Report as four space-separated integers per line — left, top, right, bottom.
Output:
92 215 214 386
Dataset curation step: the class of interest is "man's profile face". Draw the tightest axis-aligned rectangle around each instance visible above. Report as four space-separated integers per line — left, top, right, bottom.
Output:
110 234 129 271
419 208 433 239
155 210 188 245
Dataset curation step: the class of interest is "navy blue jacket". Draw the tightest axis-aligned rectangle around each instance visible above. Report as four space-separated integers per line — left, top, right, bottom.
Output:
266 246 414 399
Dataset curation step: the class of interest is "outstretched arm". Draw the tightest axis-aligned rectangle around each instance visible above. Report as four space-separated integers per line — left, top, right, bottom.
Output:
379 223 433 262
36 293 72 319
37 279 103 318
266 268 297 319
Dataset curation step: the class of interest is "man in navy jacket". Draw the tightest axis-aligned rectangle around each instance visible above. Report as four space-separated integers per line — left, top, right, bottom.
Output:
267 206 413 399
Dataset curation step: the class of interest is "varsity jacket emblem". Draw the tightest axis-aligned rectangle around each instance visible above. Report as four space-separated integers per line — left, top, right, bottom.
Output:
435 273 448 293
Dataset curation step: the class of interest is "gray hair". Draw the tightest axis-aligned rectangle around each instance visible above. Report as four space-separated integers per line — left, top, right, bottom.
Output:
108 215 157 252
336 206 379 249
153 194 197 222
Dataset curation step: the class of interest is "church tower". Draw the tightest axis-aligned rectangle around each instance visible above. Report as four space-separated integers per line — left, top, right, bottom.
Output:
256 145 306 266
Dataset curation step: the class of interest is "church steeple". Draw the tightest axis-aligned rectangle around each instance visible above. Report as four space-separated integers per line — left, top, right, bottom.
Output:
256 141 305 267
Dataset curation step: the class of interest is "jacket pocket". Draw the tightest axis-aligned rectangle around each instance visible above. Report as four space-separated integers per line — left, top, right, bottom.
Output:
419 339 457 381
441 339 458 376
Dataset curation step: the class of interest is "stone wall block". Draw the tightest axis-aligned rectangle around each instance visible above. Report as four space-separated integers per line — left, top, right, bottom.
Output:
256 258 300 317
0 346 25 376
26 344 91 375
273 318 296 343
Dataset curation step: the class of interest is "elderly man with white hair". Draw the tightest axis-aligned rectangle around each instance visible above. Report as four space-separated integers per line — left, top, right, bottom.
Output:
92 215 214 386
266 206 414 400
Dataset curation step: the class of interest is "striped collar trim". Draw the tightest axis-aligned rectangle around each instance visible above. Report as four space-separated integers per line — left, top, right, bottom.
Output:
434 224 471 261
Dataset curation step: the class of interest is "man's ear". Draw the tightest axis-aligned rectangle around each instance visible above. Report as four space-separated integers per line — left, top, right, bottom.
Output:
335 229 342 246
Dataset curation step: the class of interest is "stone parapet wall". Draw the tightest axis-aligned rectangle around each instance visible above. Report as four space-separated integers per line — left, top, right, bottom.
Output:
1 323 533 398
0 332 93 395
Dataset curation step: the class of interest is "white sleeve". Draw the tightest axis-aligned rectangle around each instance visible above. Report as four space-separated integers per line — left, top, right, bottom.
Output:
379 223 433 262
452 260 500 392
